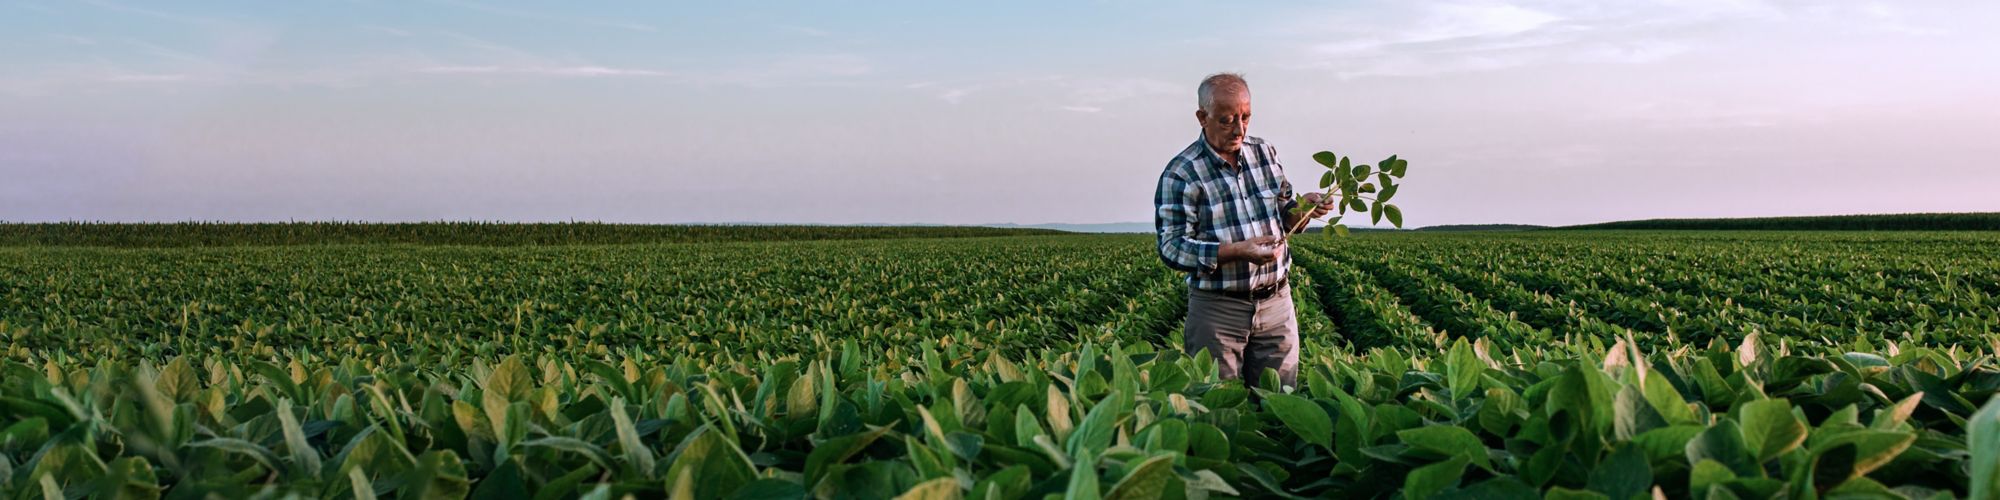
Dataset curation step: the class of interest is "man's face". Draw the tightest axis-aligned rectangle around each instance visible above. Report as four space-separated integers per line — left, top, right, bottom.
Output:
1197 90 1251 158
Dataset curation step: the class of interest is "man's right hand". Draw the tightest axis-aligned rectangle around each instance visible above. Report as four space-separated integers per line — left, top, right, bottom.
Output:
1219 235 1281 265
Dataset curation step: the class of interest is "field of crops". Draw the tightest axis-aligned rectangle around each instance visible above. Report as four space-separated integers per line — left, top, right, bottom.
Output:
3 229 1998 499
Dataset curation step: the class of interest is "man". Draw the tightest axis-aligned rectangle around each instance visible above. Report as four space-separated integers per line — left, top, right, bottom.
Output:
1154 73 1334 390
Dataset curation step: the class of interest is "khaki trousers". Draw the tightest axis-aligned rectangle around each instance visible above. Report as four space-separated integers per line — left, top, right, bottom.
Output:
1184 285 1299 389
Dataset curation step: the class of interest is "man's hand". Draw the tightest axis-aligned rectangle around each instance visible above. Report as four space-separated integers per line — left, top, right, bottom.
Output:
1302 192 1336 220
1220 235 1282 265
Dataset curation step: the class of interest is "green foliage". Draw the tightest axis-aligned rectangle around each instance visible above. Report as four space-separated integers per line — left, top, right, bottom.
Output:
2 231 1998 497
1283 149 1412 237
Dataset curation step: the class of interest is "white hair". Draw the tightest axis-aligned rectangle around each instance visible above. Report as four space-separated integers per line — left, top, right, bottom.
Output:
1197 73 1249 112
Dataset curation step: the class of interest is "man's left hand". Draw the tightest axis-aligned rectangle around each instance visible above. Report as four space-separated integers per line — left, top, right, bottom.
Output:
1301 192 1336 219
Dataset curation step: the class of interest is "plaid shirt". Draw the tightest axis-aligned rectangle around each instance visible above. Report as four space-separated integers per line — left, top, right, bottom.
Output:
1154 135 1297 292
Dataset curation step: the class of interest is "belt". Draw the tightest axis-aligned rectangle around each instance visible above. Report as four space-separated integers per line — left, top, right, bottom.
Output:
1212 278 1287 301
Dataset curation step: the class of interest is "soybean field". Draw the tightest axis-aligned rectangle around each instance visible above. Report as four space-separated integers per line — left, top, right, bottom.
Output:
3 229 1999 499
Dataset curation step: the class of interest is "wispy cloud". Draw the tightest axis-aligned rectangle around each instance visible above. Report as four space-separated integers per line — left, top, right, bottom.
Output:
417 65 668 77
50 34 100 46
776 25 832 37
433 0 657 32
77 0 226 26
361 25 415 38
916 75 1175 113
104 73 189 83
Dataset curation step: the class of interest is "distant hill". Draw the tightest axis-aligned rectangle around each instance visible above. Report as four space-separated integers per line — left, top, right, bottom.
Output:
1415 224 1548 232
1562 213 2000 231
985 222 1155 233
0 222 1064 247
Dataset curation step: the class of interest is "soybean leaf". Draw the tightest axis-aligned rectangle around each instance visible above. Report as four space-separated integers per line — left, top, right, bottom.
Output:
1587 444 1652 500
1398 426 1491 470
1313 151 1339 168
1265 393 1333 452
1105 455 1176 500
663 425 758 499
1972 396 2000 500
1405 455 1470 500
1738 399 1806 463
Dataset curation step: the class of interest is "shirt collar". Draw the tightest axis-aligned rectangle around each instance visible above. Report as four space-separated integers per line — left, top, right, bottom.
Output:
1197 134 1244 173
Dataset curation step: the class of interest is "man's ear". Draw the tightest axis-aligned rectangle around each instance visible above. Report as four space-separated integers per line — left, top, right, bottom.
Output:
1194 108 1207 126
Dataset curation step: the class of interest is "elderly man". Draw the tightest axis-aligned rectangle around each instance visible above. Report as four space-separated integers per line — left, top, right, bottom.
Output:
1154 73 1334 390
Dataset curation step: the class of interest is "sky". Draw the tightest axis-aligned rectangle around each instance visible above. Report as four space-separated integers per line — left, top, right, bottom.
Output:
3 0 1996 227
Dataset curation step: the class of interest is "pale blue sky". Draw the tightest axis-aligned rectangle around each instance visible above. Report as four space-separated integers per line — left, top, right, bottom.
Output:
3 0 1996 226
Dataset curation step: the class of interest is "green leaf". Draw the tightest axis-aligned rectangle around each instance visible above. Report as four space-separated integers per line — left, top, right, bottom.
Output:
1405 455 1470 500
1349 198 1368 212
609 397 656 477
1614 385 1668 441
1813 429 1917 483
276 398 321 477
1433 478 1538 500
1067 391 1123 457
1686 420 1757 477
471 458 526 500
1264 393 1333 452
92 456 161 500
1398 426 1491 470
1189 422 1230 460
1313 151 1339 168
1370 201 1383 224
1972 396 2000 500
1354 164 1372 178
1643 370 1697 425
349 468 379 500
1544 487 1610 500
971 465 1031 500
1588 444 1652 500
1689 459 1736 493
1105 455 1176 500
805 426 892 488
894 477 960 500
1384 204 1403 228
1392 158 1408 177
1333 225 1350 237
1738 399 1806 463
728 479 808 500
405 450 473 500
1013 405 1045 448
1320 171 1335 189
1067 452 1102 500
1445 337 1480 401
663 425 758 499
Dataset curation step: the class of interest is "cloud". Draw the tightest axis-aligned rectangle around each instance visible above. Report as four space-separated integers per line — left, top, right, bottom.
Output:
433 0 657 32
1286 1 1744 78
682 54 873 87
361 25 415 37
918 75 1175 111
417 65 668 77
77 0 227 25
776 25 832 37
105 73 189 83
